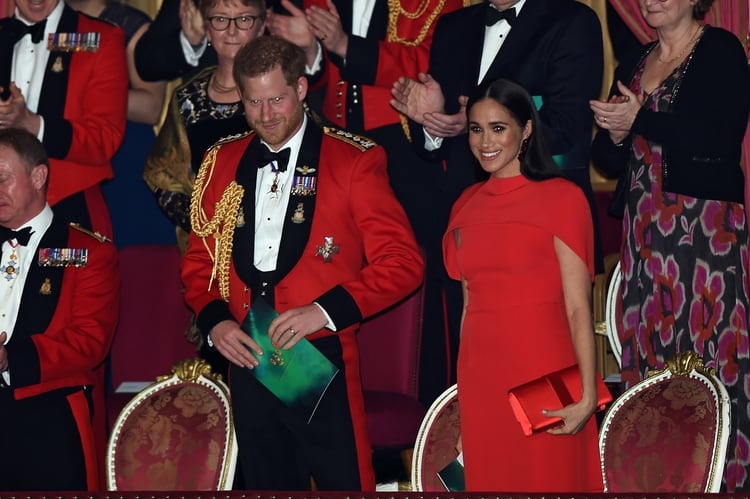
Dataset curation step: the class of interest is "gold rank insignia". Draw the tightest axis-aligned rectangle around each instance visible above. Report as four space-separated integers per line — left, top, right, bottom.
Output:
323 127 377 151
69 222 111 242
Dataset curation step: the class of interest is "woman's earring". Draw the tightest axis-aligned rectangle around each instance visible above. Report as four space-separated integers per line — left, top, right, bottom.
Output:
518 137 530 162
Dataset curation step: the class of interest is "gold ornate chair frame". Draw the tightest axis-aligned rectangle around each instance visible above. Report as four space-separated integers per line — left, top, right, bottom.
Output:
411 384 460 492
604 260 623 367
598 351 731 492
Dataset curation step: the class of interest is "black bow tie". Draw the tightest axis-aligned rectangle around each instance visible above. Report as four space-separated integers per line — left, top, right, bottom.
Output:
6 18 47 44
23 19 46 44
485 6 516 26
260 145 291 172
0 226 33 246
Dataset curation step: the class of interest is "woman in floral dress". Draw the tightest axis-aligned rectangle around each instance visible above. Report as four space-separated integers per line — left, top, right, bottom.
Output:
590 0 750 491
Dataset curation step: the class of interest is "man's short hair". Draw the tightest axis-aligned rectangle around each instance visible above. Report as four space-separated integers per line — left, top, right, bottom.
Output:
0 128 49 177
233 35 307 87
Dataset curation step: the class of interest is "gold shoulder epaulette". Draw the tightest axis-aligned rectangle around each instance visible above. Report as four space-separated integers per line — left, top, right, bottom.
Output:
69 222 111 243
212 130 253 150
323 126 377 151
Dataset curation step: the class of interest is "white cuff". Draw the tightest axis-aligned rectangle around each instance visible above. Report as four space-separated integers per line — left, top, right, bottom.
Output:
36 115 45 142
313 302 337 331
423 127 443 151
180 31 207 67
305 42 323 75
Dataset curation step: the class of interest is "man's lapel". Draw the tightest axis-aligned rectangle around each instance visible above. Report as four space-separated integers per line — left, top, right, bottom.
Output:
232 138 263 286
274 121 322 280
13 219 67 342
37 4 78 119
481 0 551 85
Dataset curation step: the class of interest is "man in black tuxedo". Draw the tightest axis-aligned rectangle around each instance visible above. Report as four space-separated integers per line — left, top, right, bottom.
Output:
391 0 603 400
134 0 217 82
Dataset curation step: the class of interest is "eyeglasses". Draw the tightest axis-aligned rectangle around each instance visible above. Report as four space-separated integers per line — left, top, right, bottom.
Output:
207 14 263 31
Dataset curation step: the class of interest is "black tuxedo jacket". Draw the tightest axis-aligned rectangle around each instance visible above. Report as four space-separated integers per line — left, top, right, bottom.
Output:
134 0 217 82
416 0 603 201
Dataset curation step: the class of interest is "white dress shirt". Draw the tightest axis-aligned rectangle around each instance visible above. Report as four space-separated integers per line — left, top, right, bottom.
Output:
254 114 307 271
11 0 65 141
0 204 54 384
424 0 527 151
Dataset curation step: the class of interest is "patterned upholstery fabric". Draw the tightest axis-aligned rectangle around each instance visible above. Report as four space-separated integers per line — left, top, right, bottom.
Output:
412 386 461 491
599 353 729 493
107 360 236 491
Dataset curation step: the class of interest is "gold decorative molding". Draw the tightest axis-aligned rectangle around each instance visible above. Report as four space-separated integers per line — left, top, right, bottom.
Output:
649 351 716 378
157 358 224 383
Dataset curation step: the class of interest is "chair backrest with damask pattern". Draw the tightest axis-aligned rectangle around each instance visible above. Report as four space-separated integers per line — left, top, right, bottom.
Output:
599 351 730 492
411 384 461 492
106 358 237 491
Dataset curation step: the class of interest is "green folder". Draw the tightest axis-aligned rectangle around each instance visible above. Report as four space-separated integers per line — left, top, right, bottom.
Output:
437 453 465 491
242 299 339 423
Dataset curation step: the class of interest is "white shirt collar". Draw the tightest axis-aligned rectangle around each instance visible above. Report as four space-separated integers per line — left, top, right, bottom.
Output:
489 0 527 15
13 203 54 246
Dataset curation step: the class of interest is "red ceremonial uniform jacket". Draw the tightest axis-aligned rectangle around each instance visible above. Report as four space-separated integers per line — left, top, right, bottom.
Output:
31 5 128 206
305 0 465 132
8 219 119 401
182 122 424 339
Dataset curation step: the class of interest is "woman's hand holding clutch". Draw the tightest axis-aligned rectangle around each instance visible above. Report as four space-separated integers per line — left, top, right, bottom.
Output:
542 396 598 435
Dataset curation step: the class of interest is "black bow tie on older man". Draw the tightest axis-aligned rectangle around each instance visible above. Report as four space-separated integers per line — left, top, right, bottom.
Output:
0 226 33 246
260 144 291 172
485 5 516 26
20 19 47 44
0 18 47 44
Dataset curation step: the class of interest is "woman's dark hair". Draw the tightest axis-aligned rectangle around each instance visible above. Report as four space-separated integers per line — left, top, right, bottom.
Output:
466 78 560 181
692 0 713 20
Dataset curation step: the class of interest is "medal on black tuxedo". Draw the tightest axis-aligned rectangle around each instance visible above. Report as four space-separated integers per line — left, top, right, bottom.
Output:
39 278 52 295
1 246 18 281
236 207 246 228
291 203 305 224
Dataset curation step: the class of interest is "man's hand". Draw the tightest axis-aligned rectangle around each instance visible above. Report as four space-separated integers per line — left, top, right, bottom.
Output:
0 83 40 135
422 95 468 138
266 0 318 64
268 304 327 350
180 0 206 46
390 72 445 125
209 320 262 369
0 332 8 372
305 0 348 59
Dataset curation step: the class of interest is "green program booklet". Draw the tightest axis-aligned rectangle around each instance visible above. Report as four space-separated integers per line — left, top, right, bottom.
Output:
242 299 339 423
437 452 465 491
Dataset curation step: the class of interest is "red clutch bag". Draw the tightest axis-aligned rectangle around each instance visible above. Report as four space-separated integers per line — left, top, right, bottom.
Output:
508 365 613 436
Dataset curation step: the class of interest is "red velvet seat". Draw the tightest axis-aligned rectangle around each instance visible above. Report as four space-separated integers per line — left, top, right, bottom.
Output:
410 385 460 491
358 284 426 462
106 359 237 490
599 351 730 492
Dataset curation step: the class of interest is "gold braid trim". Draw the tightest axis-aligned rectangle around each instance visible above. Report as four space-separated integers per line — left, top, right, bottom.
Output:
190 145 245 302
386 0 447 46
387 0 447 141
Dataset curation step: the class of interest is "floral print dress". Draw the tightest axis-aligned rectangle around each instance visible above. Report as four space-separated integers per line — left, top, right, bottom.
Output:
619 48 750 491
